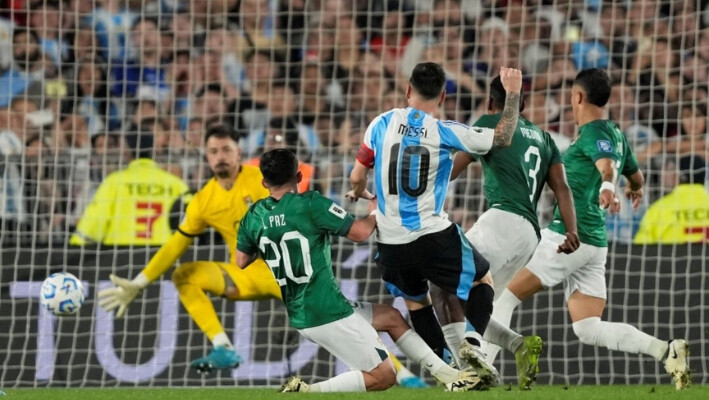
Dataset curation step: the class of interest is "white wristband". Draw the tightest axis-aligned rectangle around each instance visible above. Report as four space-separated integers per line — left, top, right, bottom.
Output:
599 181 615 194
369 210 377 217
132 273 150 289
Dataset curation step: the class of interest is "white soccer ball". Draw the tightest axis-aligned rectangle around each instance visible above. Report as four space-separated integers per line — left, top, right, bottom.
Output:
40 272 84 316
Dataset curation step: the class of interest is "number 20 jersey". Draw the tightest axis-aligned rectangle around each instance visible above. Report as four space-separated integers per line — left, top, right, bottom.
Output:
357 107 494 244
237 191 355 329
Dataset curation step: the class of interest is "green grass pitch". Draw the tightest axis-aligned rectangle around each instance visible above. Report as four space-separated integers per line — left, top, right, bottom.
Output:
2 385 707 400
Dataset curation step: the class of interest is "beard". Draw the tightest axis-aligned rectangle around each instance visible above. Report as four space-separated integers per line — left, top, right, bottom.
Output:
213 163 234 178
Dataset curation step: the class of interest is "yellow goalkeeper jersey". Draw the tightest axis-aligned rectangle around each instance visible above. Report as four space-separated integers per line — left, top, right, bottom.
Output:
633 184 709 244
70 159 189 246
178 165 270 264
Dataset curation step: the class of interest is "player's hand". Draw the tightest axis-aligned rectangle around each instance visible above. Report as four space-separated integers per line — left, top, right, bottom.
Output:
625 186 644 210
97 274 142 318
557 231 580 254
598 189 620 214
345 189 375 202
367 197 377 214
500 67 522 94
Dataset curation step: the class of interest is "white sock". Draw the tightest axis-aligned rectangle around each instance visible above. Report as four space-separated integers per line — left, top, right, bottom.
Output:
310 370 366 392
463 329 483 345
395 329 459 384
572 317 669 360
442 322 465 365
211 332 233 349
494 289 522 329
482 317 524 364
395 365 416 384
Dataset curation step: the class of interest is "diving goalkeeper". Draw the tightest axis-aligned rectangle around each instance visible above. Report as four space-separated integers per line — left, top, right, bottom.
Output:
97 125 428 387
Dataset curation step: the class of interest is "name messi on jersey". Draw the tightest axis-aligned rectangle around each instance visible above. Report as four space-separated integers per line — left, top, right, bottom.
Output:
398 124 428 138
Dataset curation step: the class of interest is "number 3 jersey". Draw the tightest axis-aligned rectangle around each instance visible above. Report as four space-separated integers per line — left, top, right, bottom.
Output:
237 191 355 329
357 107 495 244
473 114 563 238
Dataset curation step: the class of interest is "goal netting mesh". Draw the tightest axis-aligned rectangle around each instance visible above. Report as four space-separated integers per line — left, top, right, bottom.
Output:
1 0 707 388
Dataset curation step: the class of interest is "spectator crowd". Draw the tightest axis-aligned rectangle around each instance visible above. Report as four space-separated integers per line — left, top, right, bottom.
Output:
0 0 707 246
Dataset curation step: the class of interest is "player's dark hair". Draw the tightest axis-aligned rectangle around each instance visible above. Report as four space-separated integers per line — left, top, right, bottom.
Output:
124 131 154 160
204 124 238 144
488 75 525 112
409 62 446 100
678 155 707 185
574 68 612 107
260 149 298 187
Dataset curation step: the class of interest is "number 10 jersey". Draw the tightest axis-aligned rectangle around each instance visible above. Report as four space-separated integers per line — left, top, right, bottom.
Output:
357 107 495 244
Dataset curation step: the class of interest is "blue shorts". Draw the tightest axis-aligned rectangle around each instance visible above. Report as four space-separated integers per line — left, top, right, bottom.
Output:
375 224 490 301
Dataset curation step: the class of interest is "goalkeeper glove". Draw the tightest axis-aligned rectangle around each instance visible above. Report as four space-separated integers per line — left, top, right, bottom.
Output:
97 274 148 318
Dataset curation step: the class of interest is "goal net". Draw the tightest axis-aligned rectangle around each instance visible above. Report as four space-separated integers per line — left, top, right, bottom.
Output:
1 0 707 388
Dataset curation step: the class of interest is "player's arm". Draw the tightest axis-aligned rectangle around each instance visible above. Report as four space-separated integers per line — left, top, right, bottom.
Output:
624 169 645 210
97 226 196 318
236 250 257 270
349 160 374 201
622 145 645 211
546 163 580 254
450 152 474 180
346 199 378 242
98 194 201 318
236 212 260 269
491 67 523 148
595 158 620 213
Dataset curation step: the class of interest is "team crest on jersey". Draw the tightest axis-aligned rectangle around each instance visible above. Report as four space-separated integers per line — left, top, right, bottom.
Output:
597 140 612 152
244 196 253 206
328 203 346 219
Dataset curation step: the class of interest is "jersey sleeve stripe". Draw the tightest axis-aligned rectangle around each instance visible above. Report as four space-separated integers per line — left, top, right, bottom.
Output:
176 227 200 238
398 114 422 231
434 149 451 215
441 119 470 129
372 111 394 214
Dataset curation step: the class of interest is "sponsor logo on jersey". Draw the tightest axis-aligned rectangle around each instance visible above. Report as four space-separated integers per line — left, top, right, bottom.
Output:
328 203 346 219
597 140 612 152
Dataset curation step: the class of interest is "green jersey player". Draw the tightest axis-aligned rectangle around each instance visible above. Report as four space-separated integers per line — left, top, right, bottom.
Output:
236 149 479 393
499 68 690 390
435 75 580 390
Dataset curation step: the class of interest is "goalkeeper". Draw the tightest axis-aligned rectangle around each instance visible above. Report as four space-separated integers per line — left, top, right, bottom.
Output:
97 125 428 387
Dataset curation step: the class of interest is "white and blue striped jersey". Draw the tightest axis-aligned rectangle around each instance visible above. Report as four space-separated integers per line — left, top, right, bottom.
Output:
357 107 494 244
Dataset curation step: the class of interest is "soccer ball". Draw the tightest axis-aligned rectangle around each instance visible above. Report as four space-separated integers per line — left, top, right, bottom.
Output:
40 272 84 316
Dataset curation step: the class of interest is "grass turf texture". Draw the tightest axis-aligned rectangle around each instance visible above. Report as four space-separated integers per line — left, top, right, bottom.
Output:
2 385 707 400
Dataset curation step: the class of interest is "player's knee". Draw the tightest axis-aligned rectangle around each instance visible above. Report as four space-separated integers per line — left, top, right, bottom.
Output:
367 362 397 391
572 317 601 345
172 262 198 286
382 305 406 328
467 283 494 313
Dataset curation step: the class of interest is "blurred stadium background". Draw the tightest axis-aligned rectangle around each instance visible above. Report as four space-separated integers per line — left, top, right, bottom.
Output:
0 0 707 388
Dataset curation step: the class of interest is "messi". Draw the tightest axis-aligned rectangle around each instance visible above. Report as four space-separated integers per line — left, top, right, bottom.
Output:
397 124 428 138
